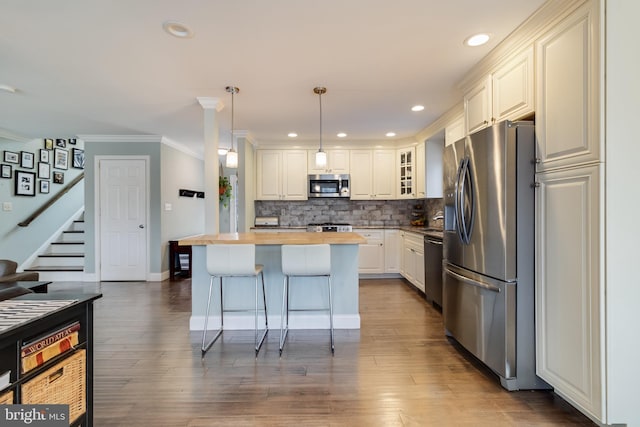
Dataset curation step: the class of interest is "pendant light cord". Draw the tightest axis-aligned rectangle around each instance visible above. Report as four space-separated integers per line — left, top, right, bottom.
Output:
319 89 323 152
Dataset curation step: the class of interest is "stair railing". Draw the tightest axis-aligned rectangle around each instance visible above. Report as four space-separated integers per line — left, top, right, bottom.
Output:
18 172 85 227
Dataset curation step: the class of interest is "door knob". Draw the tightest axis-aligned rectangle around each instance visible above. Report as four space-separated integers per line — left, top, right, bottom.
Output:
139 224 145 229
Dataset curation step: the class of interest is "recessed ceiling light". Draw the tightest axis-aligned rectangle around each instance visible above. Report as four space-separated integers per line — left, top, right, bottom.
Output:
464 33 490 47
411 105 425 112
337 132 347 138
0 84 17 93
288 132 298 138
162 21 194 38
386 132 396 137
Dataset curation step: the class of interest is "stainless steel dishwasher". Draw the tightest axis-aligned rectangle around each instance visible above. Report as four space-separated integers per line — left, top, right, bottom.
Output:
424 235 443 308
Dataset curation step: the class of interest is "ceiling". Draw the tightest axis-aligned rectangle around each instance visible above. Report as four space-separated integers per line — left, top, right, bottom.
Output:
0 1 545 155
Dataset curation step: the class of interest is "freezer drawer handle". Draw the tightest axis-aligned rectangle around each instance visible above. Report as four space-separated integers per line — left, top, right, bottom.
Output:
445 269 501 293
426 239 443 245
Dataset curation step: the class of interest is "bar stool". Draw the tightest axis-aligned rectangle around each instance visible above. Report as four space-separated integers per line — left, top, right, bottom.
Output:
279 244 334 355
202 244 268 357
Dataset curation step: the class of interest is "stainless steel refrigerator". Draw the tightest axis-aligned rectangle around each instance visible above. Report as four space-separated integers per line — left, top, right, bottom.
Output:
443 120 548 390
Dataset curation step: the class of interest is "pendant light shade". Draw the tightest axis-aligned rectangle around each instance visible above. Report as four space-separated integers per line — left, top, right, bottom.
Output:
314 87 327 168
225 86 239 169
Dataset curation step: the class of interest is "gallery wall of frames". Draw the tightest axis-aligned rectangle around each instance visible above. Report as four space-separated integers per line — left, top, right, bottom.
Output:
1 138 84 196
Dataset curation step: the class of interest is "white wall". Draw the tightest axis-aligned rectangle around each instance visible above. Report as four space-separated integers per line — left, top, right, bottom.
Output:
605 1 640 424
160 143 205 272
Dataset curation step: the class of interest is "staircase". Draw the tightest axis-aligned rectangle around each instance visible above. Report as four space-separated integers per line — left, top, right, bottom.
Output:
25 212 85 281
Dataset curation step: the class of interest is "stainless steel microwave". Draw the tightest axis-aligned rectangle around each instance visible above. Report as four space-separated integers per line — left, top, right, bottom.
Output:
308 174 350 198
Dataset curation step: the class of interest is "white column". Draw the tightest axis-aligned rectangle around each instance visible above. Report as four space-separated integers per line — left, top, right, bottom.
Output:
197 97 224 235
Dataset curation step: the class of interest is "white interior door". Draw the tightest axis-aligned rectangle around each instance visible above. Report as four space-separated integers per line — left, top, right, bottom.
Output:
99 158 148 280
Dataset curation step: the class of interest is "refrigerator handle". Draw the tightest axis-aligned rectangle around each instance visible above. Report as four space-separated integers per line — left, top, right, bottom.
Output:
454 158 465 244
462 157 475 244
445 268 501 293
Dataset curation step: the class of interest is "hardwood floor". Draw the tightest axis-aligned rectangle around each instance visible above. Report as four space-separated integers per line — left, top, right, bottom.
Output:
49 279 595 426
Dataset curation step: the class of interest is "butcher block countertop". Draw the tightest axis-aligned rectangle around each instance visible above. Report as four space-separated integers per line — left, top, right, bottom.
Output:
179 232 367 246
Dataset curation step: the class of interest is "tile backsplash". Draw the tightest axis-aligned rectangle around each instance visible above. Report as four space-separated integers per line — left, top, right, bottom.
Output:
255 198 443 228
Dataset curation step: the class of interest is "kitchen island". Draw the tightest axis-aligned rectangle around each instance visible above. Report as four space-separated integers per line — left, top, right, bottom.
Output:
179 232 366 331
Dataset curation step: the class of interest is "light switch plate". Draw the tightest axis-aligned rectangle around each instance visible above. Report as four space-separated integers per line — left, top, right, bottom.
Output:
164 203 172 211
2 202 12 212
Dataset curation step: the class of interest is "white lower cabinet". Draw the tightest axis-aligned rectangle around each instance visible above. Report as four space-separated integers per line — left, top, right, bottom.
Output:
354 229 384 274
400 231 424 292
535 163 602 421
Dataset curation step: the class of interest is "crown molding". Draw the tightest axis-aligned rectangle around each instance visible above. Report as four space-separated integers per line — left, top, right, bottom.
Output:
77 134 163 143
197 97 224 111
0 127 30 143
161 137 203 160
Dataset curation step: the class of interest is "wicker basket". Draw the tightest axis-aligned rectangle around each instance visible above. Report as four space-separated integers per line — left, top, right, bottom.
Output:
0 390 13 404
21 349 86 423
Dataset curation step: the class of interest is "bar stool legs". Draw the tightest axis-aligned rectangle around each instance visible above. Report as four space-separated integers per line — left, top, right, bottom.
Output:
201 267 268 357
279 244 334 356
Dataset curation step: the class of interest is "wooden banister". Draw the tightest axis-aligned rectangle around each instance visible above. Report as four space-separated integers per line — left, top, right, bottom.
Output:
18 172 84 227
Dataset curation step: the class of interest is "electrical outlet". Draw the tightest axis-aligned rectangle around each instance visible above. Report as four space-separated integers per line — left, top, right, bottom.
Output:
2 202 11 212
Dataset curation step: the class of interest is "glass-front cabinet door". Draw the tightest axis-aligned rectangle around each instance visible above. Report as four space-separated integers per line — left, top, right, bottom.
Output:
397 147 415 198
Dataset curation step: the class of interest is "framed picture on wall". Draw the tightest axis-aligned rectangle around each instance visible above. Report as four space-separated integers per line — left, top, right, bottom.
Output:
53 148 68 170
53 171 64 184
1 164 11 179
68 138 77 145
21 151 35 169
38 162 50 179
15 170 36 196
55 139 66 148
40 149 50 163
39 180 50 194
72 148 84 169
3 151 19 164
44 138 54 150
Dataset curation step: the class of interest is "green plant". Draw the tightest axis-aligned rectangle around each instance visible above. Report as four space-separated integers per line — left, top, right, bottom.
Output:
219 176 232 208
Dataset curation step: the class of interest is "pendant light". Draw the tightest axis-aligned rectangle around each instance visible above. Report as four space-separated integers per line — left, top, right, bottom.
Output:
225 86 239 169
314 86 327 168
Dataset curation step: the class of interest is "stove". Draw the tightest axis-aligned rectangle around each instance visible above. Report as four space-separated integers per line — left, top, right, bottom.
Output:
306 223 353 232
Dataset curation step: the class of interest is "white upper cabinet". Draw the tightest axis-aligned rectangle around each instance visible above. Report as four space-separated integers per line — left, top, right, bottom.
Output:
256 150 308 200
464 45 534 135
445 114 465 147
350 149 395 200
464 76 492 135
307 149 350 174
535 2 600 171
397 147 416 199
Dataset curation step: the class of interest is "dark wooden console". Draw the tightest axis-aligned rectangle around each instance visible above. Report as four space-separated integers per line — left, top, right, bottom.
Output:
0 293 101 426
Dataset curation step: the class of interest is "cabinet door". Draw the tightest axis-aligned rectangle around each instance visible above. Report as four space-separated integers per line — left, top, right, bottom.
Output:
492 46 534 123
535 2 600 171
415 248 425 292
535 164 602 420
328 150 350 173
349 150 373 200
355 229 384 274
397 147 416 199
464 76 492 134
282 150 308 200
372 150 396 199
416 143 426 198
445 114 465 147
256 150 282 200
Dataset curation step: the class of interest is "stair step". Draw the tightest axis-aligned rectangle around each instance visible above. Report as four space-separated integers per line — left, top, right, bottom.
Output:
39 253 84 258
25 266 84 272
49 243 84 254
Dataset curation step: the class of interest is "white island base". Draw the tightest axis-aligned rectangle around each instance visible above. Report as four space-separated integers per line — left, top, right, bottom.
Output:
181 233 364 331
